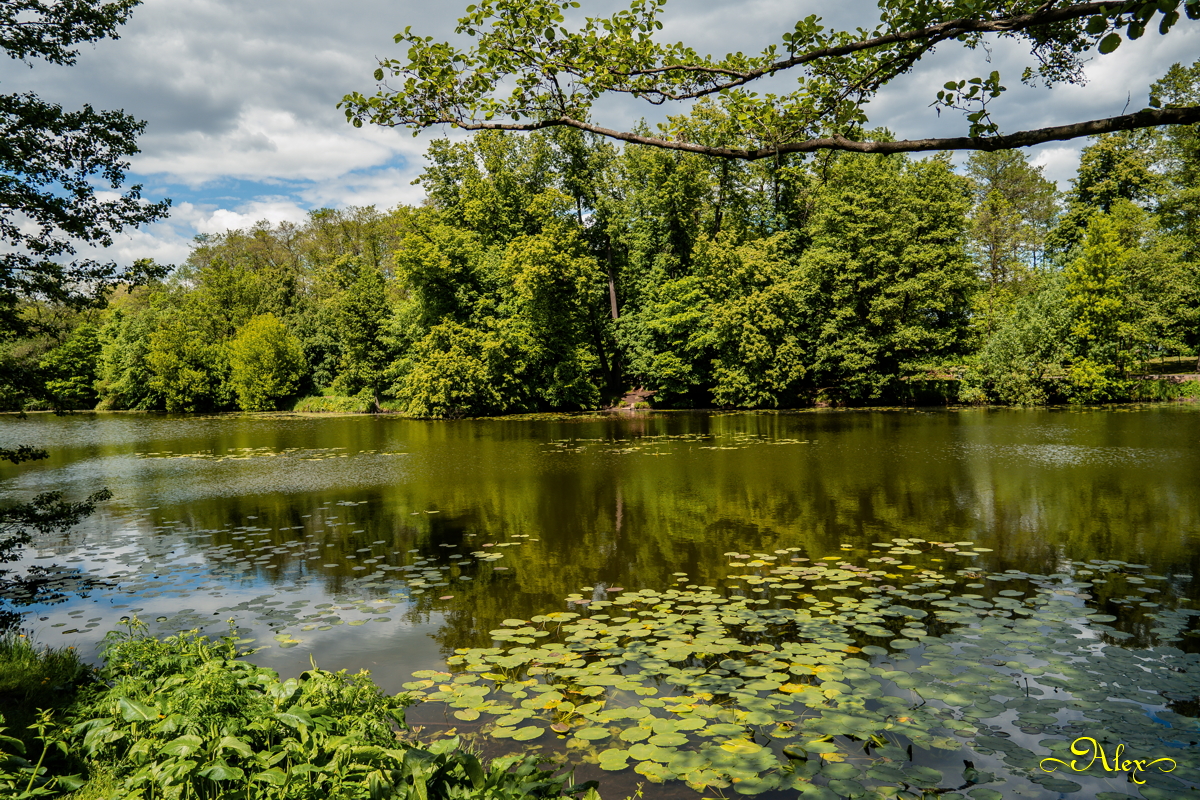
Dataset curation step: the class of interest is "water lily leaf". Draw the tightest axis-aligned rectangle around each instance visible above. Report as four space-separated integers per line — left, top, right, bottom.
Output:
820 761 858 780
649 733 688 747
719 738 763 755
966 790 1003 800
620 726 652 742
574 727 611 741
633 761 674 783
510 726 543 741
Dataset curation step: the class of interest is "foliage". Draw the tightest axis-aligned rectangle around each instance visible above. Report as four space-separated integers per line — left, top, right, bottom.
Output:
963 150 1058 338
291 392 377 414
0 0 169 341
0 624 603 800
145 305 230 414
0 632 92 758
9 61 1200 415
94 291 165 411
389 320 534 418
37 325 101 410
792 153 975 402
227 314 305 412
342 0 1200 157
959 276 1072 405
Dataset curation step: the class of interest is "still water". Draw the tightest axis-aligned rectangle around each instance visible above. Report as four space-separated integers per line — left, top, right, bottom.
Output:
3 407 1199 798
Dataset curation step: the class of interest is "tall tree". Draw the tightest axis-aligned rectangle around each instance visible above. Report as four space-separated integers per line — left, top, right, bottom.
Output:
343 0 1200 158
963 150 1059 335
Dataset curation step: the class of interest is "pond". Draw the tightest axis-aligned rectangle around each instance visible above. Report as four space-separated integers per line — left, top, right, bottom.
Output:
2 407 1199 799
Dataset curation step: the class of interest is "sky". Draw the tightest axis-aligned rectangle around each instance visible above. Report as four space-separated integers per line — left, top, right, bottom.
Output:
3 0 1198 268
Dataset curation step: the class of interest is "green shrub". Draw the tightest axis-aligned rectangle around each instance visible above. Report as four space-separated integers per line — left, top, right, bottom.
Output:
291 390 376 414
1128 377 1200 402
59 623 599 800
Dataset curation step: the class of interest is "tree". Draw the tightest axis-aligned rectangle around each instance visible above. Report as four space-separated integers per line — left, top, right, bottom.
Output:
794 152 975 401
38 323 101 408
963 150 1059 336
1 0 170 340
342 0 1200 159
145 304 230 413
1047 129 1164 256
1 0 163 625
227 313 306 411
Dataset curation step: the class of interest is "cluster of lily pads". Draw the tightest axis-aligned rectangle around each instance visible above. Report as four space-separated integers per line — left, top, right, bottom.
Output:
401 540 1199 799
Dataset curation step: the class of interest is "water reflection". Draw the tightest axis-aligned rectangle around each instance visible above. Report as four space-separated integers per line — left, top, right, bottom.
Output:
1 407 1198 687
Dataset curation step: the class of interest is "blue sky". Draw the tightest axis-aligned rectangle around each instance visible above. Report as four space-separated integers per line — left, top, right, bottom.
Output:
3 0 1197 269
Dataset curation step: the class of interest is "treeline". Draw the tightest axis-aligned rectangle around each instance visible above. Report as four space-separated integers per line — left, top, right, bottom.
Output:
4 63 1199 416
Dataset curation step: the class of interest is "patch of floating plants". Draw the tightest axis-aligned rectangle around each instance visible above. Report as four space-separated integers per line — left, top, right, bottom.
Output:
134 446 406 462
544 431 809 455
401 540 1199 799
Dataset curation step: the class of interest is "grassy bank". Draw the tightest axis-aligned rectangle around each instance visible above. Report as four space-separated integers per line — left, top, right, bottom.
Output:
0 627 599 800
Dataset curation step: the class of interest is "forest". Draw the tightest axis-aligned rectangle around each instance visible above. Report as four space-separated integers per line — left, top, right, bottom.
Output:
3 62 1199 418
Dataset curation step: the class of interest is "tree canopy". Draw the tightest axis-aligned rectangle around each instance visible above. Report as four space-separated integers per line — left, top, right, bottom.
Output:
342 0 1200 158
1 0 169 341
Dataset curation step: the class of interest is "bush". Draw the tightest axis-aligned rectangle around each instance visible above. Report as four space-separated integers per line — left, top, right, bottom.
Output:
292 389 376 414
54 623 599 800
228 314 306 411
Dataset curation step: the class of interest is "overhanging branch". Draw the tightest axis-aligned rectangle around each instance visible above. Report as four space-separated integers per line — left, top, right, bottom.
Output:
436 105 1200 160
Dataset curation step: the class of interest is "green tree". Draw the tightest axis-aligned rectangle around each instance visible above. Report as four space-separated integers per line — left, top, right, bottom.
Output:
145 305 230 413
1153 58 1200 250
1063 213 1132 401
963 150 1059 336
1048 130 1164 257
795 153 975 401
389 319 533 418
344 0 1200 158
38 323 100 408
94 287 166 410
329 257 390 402
227 313 306 411
960 276 1073 405
1 1 169 342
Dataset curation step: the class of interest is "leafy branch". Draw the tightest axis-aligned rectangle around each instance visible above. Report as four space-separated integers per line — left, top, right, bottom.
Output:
342 0 1200 158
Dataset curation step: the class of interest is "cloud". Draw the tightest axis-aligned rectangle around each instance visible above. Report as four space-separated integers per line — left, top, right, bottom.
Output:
2 0 1196 263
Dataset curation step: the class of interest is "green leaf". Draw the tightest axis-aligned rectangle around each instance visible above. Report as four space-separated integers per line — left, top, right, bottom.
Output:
118 698 159 722
198 763 245 781
253 768 289 786
1098 32 1122 52
159 734 204 757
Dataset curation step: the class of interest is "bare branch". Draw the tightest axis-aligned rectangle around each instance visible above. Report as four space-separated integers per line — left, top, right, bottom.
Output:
430 105 1200 160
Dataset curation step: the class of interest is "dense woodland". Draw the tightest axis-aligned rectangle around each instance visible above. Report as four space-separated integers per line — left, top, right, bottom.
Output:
4 64 1199 417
